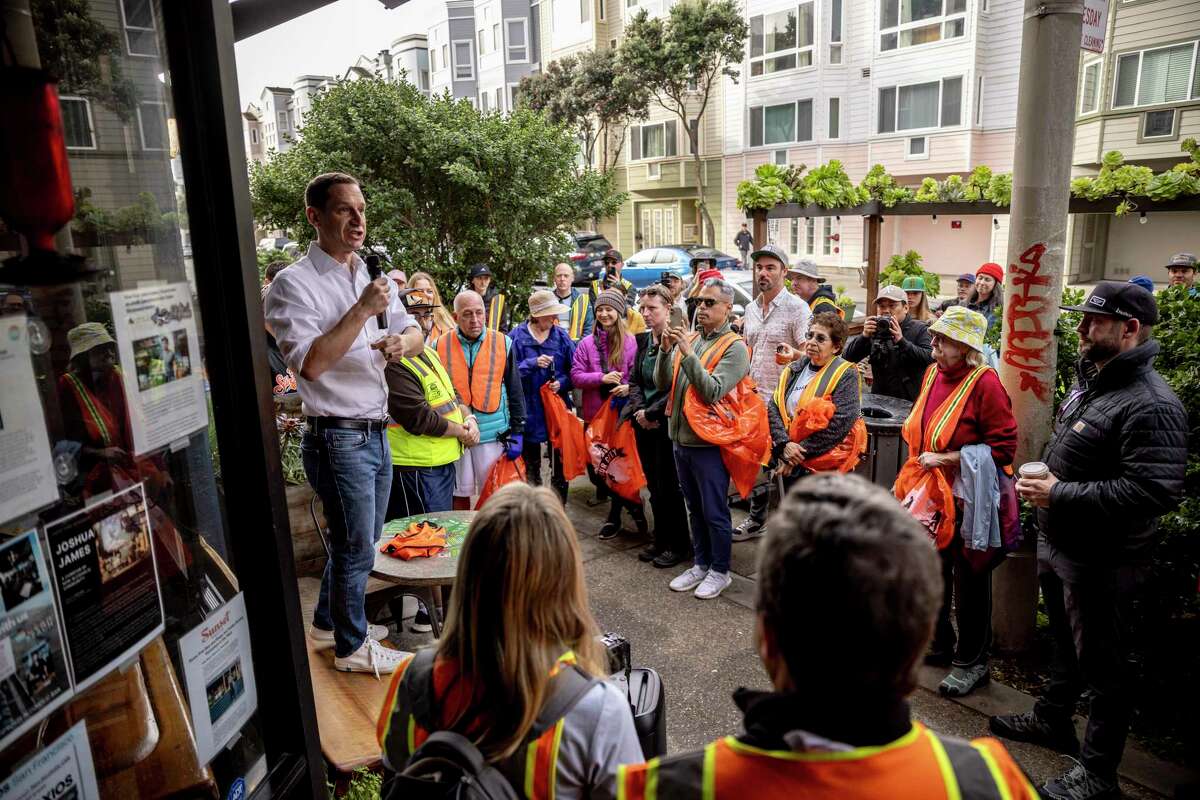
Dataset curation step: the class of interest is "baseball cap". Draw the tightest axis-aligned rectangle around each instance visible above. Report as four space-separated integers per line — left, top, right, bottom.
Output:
689 248 720 267
1061 280 1158 325
788 258 823 281
1128 275 1155 293
956 272 977 284
901 275 927 293
875 285 907 304
468 263 492 279
659 271 683 284
602 248 623 263
1164 252 1197 270
749 243 789 268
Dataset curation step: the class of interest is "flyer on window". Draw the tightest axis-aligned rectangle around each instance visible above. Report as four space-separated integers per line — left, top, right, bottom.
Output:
0 530 73 752
178 592 258 765
0 720 99 800
0 314 59 522
43 483 165 694
109 283 208 455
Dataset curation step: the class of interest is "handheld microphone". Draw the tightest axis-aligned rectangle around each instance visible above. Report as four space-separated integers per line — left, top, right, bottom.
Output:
365 254 389 332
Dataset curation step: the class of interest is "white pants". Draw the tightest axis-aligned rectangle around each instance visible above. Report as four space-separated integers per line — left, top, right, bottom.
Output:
454 441 506 498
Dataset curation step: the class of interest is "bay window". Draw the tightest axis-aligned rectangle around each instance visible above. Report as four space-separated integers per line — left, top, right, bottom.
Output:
750 2 815 77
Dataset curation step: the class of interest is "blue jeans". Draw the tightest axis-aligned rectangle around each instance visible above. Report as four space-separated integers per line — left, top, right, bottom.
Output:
387 463 456 518
302 427 391 657
673 444 733 575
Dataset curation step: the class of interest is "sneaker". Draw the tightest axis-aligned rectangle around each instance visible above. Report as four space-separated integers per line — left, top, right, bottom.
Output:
598 521 621 540
333 638 411 679
989 710 1079 756
731 519 765 542
637 545 664 563
694 570 733 600
652 549 686 569
669 565 708 592
308 622 387 651
1041 762 1119 800
410 605 440 633
938 663 990 697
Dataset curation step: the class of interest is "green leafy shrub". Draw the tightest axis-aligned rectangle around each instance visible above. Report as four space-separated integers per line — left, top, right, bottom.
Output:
984 172 1012 207
964 166 993 202
276 414 308 486
799 160 866 208
736 163 805 211
1069 146 1199 215
879 250 941 297
858 164 913 207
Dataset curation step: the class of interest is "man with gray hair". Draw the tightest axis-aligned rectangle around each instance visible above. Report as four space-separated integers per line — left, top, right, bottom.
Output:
655 277 751 600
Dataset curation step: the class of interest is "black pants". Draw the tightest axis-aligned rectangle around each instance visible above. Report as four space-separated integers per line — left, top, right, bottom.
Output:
747 478 770 526
1034 537 1144 780
633 422 690 555
523 440 568 503
932 534 999 668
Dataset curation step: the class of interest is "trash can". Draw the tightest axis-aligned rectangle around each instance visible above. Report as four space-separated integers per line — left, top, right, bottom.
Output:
855 394 913 490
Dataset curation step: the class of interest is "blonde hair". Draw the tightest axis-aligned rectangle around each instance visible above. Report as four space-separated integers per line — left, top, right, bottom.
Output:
908 292 934 322
410 271 456 335
596 309 630 372
437 483 606 760
964 349 984 367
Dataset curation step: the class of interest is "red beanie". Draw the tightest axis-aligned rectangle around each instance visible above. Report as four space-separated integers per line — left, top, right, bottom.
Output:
977 262 1004 283
696 268 724 284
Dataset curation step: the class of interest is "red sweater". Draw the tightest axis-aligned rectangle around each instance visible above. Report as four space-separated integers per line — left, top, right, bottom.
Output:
919 362 1018 466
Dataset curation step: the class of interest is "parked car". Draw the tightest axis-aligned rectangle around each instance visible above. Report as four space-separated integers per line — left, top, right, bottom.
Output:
669 245 743 272
569 232 613 285
257 236 295 253
622 246 742 289
718 271 865 325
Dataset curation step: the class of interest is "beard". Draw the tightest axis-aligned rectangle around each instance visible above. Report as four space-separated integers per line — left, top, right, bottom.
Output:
1079 336 1119 363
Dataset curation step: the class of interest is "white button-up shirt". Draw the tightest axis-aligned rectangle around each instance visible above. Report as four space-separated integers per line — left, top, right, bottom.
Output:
265 243 418 419
741 287 810 395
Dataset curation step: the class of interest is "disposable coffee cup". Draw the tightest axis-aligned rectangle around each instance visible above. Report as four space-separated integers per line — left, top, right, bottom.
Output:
1019 462 1049 480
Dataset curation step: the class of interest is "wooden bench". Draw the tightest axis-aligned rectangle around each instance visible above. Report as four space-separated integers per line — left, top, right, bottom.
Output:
297 577 397 774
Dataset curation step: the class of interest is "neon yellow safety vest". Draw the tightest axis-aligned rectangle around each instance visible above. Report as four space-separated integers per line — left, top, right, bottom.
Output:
568 292 591 340
388 348 465 468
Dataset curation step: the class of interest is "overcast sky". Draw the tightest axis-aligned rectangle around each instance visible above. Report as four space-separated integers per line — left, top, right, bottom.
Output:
234 0 434 109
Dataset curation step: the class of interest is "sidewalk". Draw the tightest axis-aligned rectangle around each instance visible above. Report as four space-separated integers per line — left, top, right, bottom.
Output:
556 478 1195 800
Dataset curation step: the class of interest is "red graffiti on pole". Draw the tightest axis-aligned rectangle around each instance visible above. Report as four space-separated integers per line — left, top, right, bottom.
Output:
1003 243 1053 401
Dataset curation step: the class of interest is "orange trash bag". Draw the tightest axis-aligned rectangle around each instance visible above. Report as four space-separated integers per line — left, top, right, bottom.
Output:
475 455 527 510
683 378 771 501
893 459 956 549
380 521 448 560
540 382 588 481
586 401 647 504
786 398 867 474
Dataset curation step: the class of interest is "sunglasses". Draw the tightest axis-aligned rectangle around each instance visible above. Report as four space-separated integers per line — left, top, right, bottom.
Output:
804 330 831 343
696 297 725 309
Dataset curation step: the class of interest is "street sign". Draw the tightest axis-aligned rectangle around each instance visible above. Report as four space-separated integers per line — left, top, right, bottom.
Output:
1081 0 1108 53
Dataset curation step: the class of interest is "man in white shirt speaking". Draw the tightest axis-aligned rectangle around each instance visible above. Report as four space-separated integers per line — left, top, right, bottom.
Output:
266 172 424 675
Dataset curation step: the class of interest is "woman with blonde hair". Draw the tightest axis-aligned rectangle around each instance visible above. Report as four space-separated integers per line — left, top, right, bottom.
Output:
377 483 642 797
409 271 455 341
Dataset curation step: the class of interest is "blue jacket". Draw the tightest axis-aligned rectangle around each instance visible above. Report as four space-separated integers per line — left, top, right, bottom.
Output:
557 287 595 340
512 322 576 444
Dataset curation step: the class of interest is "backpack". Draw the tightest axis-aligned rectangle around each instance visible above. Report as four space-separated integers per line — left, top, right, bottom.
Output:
385 649 600 800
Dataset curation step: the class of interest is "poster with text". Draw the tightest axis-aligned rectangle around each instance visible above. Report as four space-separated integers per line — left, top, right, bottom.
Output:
179 593 258 764
109 284 208 455
44 484 164 694
0 720 99 800
0 315 59 522
0 531 73 751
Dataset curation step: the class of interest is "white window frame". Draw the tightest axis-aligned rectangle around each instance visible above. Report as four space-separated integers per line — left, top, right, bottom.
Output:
60 96 97 151
822 217 834 256
975 74 985 125
493 23 501 51
829 0 842 63
430 48 438 72
906 136 929 160
749 99 814 147
1141 108 1179 140
647 161 662 179
118 0 159 57
505 18 529 62
877 75 963 134
629 120 678 161
773 149 788 165
1079 59 1102 115
508 82 521 111
137 101 169 151
749 2 816 79
480 90 490 112
478 29 488 54
878 0 967 54
828 96 840 139
1111 40 1199 110
581 0 591 23
452 40 475 80
250 128 258 144
442 44 450 71
496 87 504 113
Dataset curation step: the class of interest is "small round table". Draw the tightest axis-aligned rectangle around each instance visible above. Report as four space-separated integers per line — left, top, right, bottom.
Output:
371 511 474 638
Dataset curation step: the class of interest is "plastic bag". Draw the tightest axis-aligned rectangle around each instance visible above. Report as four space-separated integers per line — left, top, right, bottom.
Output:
475 456 527 510
540 383 588 481
586 401 647 503
893 459 956 549
683 377 771 500
801 418 868 474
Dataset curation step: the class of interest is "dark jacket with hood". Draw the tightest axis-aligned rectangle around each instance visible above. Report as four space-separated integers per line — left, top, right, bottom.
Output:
809 284 840 316
1039 340 1187 567
843 317 933 402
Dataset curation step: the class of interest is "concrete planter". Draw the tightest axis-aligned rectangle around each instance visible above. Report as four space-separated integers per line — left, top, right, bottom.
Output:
285 483 326 577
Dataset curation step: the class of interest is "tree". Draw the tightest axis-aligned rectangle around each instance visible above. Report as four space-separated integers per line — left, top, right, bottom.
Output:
519 49 648 173
249 78 624 301
31 0 139 121
619 0 747 246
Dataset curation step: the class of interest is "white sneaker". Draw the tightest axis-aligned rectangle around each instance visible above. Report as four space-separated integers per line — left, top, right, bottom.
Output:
308 623 388 651
669 565 708 592
694 570 732 600
333 638 411 679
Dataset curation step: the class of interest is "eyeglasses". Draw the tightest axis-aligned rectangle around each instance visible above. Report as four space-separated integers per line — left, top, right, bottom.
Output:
696 297 725 308
804 330 830 343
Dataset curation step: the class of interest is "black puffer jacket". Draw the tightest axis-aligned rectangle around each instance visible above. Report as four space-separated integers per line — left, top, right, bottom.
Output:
1039 341 1187 566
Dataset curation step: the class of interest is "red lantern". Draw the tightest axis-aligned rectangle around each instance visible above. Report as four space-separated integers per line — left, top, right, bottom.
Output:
0 68 75 252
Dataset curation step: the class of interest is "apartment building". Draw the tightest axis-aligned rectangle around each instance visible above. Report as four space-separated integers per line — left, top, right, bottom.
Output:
429 0 482 100
392 34 433 95
1068 0 1200 284
243 104 265 165
259 86 296 154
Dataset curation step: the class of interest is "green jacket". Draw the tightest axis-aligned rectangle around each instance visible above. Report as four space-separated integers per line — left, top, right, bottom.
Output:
654 321 751 447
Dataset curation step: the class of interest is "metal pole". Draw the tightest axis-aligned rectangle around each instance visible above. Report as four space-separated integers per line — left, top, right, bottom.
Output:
993 0 1084 653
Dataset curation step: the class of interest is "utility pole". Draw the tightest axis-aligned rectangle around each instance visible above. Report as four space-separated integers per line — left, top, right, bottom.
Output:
993 0 1085 653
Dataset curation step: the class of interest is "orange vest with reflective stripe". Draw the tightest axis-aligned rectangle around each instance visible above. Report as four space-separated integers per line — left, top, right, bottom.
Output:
61 371 123 447
617 724 1038 800
901 364 990 456
377 652 579 800
436 329 507 414
487 293 507 331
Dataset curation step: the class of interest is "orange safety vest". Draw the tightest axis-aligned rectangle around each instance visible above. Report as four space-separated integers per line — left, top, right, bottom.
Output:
435 329 506 414
378 651 582 800
617 723 1039 800
772 357 866 474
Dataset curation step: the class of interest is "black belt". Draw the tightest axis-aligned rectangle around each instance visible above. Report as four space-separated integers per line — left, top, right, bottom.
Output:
306 416 388 433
